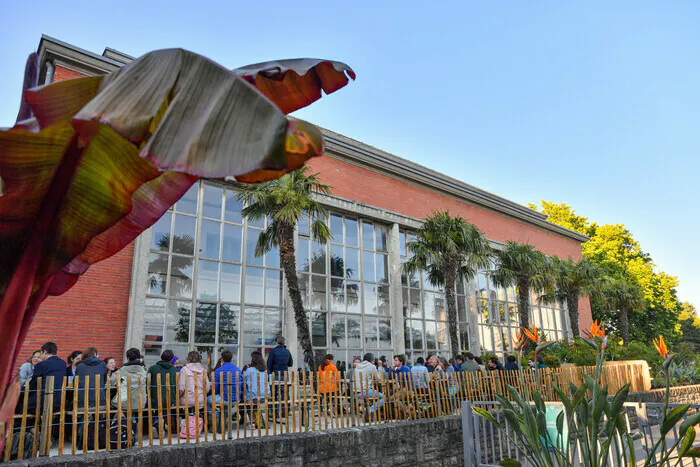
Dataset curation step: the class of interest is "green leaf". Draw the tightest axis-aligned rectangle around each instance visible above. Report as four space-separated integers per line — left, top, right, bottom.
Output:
680 411 700 436
472 406 501 428
684 448 700 458
580 336 598 350
499 458 522 467
535 340 558 353
608 384 630 419
495 394 517 414
661 404 691 436
533 391 546 414
536 411 547 436
556 410 565 435
679 426 696 457
503 408 523 434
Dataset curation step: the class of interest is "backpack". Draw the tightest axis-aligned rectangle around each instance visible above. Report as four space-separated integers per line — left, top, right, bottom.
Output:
84 419 108 451
179 414 204 439
109 418 136 449
8 430 34 460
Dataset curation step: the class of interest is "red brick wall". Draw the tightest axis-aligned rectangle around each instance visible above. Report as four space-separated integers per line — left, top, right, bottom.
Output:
307 155 593 330
52 65 85 82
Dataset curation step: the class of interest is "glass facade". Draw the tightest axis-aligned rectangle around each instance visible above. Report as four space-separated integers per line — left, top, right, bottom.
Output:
140 180 569 367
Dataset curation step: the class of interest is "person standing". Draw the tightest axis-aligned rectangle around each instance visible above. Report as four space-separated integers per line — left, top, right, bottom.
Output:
267 337 293 418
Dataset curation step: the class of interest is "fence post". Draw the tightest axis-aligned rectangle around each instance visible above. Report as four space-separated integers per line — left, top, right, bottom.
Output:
39 375 55 456
462 401 475 467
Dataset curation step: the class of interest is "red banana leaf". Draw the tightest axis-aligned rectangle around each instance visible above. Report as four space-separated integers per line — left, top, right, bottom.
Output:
0 48 354 445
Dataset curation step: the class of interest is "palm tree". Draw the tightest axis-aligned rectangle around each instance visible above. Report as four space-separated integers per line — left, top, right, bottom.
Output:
602 275 645 345
238 168 331 371
403 211 491 358
541 257 603 338
491 241 550 349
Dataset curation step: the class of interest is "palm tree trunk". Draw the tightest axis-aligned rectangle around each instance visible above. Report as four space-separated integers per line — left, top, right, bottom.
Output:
517 282 531 352
443 265 460 359
278 224 316 372
566 294 580 338
619 308 630 345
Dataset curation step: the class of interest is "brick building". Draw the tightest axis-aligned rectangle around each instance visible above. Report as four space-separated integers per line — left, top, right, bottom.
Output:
19 35 591 368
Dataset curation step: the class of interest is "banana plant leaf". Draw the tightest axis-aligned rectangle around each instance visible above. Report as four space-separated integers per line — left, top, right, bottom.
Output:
0 48 354 440
234 58 356 114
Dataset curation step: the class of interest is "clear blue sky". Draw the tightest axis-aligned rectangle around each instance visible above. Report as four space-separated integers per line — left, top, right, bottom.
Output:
1 1 698 308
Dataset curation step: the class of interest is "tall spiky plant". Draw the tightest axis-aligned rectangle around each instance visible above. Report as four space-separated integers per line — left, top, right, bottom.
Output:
238 168 330 371
403 211 491 358
541 257 603 338
491 242 551 350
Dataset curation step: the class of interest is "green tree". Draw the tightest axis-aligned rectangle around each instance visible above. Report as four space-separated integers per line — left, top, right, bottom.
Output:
541 257 603 338
403 211 491 358
490 241 550 348
678 302 700 351
238 168 331 372
527 201 597 237
602 275 646 344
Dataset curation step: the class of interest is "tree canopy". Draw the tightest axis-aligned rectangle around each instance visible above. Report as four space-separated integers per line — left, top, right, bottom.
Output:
529 201 696 345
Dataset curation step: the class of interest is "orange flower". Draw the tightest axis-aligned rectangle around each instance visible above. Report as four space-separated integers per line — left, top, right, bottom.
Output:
523 327 541 344
589 320 605 338
513 332 526 351
653 335 669 359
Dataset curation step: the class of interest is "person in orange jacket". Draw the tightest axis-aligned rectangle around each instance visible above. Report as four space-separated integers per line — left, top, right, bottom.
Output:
317 354 340 416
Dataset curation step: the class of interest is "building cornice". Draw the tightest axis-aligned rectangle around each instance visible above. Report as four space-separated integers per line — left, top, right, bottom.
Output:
320 128 589 244
37 35 123 83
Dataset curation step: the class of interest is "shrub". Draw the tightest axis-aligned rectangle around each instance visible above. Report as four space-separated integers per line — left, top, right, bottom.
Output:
543 354 561 368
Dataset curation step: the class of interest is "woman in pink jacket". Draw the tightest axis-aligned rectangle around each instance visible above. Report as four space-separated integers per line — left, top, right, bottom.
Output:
178 351 211 410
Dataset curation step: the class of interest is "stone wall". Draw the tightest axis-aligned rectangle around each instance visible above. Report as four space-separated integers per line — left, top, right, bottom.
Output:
627 384 700 404
11 417 463 467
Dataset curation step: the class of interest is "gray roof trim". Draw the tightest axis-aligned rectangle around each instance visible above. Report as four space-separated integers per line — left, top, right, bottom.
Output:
37 35 122 82
320 128 589 243
102 47 135 64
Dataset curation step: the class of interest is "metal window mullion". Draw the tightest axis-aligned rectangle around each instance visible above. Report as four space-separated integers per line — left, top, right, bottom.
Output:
188 181 205 351
162 209 176 345
238 207 248 367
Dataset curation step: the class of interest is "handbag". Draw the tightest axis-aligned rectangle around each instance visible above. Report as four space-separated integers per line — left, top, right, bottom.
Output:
179 414 204 439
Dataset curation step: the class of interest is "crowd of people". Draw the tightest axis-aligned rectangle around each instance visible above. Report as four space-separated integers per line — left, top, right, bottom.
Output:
14 337 548 432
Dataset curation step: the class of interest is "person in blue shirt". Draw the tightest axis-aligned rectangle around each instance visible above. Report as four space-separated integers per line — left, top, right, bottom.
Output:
390 354 414 419
267 337 293 418
454 355 464 372
244 351 268 430
26 342 66 414
391 354 412 379
411 357 430 390
504 355 519 371
214 350 243 404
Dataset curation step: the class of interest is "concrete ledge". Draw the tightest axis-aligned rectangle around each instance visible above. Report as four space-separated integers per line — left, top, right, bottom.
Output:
8 416 464 467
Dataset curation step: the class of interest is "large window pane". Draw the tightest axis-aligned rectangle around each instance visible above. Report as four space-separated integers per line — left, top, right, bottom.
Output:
169 257 193 299
362 251 375 282
330 278 345 312
425 321 437 351
379 319 391 348
375 225 387 252
297 238 310 272
378 285 390 316
312 275 327 310
143 298 166 343
437 322 448 352
243 307 263 347
197 260 219 300
458 298 468 322
244 267 264 305
245 227 263 266
176 184 198 214
399 231 406 257
410 320 423 350
347 315 361 348
222 224 242 263
265 245 280 269
363 284 377 315
435 293 447 321
195 302 217 344
265 309 282 346
362 221 374 250
200 220 221 260
364 318 378 349
346 282 360 314
148 253 168 295
407 289 421 318
331 315 346 349
265 270 283 307
224 188 243 224
172 215 196 255
220 264 241 303
166 300 191 344
345 247 359 279
311 312 327 347
424 292 436 320
298 213 310 237
150 212 171 251
459 323 470 352
376 254 389 283
330 244 344 277
345 218 358 247
311 241 326 274
298 273 309 309
330 215 343 244
202 183 223 219
219 304 239 345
